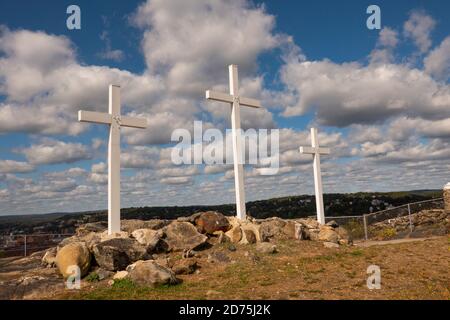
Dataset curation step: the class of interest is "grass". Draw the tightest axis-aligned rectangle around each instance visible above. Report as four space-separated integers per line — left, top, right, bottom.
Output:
57 236 450 300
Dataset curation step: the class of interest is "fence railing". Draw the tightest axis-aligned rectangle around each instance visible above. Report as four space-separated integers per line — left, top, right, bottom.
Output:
321 197 444 241
0 233 74 258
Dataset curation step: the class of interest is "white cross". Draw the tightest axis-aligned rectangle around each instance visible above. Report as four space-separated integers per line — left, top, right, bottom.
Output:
78 84 147 234
299 128 330 225
205 64 261 220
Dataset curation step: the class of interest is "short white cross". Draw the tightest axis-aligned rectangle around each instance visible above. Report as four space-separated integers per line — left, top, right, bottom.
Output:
299 128 331 225
205 64 261 220
78 84 147 234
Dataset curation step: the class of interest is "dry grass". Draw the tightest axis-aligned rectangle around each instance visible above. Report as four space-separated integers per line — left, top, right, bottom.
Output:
59 236 450 300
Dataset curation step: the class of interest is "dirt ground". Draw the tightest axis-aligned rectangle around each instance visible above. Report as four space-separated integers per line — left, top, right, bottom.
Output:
1 235 449 300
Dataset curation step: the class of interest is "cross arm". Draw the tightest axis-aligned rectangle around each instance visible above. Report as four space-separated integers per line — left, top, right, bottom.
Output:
121 116 147 129
205 90 234 103
78 110 112 125
240 97 261 108
299 146 331 155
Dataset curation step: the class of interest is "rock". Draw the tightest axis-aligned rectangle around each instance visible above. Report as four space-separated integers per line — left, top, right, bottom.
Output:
75 221 107 236
225 224 242 243
241 228 257 244
217 231 230 244
326 220 339 228
182 249 197 259
256 242 277 254
99 230 130 242
259 218 288 241
55 242 91 278
177 212 203 224
126 260 179 287
323 242 340 249
306 228 320 241
113 270 129 280
227 244 237 252
96 268 114 280
155 257 173 269
444 183 450 214
339 239 350 246
282 221 297 239
294 223 306 240
57 232 102 251
207 251 231 264
195 211 230 234
42 247 57 267
318 227 339 244
92 238 148 271
121 219 170 233
297 218 320 229
171 259 197 275
131 229 163 252
335 226 352 243
163 222 208 252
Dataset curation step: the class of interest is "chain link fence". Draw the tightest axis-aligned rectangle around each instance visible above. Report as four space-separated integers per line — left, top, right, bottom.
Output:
0 233 73 258
324 198 444 241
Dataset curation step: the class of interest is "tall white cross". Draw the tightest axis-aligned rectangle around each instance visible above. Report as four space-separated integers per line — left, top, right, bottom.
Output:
299 128 330 225
78 84 147 234
205 64 262 220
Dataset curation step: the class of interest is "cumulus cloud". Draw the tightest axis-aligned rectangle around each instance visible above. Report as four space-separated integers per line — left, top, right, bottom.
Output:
0 160 34 173
280 60 450 125
17 139 91 165
424 36 450 81
403 10 436 53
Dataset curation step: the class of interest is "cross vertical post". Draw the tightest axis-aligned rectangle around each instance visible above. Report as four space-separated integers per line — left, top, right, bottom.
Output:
299 127 331 225
229 65 246 219
78 84 147 234
205 65 262 220
108 85 121 234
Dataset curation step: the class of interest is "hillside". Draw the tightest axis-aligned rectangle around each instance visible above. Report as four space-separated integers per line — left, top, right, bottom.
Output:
0 189 442 235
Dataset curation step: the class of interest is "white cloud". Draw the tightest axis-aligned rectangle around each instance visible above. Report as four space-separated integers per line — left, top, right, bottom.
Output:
424 36 450 81
403 10 436 53
17 139 91 165
0 160 34 173
280 59 450 126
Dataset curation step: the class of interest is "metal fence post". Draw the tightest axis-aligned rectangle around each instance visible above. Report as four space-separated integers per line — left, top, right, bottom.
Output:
407 203 413 233
24 235 27 257
363 214 368 240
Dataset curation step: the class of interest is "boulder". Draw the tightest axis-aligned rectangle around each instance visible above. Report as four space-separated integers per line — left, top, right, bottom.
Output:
171 259 197 275
323 242 339 249
225 224 242 243
259 218 286 241
335 226 351 243
177 212 202 224
318 226 339 243
92 238 148 271
55 242 91 278
57 232 102 251
126 260 178 287
326 220 339 228
131 229 163 252
41 247 57 267
195 211 230 234
99 231 130 242
96 268 114 280
256 242 277 254
240 228 257 244
121 219 170 233
297 218 320 229
163 222 208 252
113 270 129 280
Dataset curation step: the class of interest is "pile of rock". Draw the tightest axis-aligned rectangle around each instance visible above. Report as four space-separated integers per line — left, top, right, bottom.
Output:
369 209 449 239
42 211 351 285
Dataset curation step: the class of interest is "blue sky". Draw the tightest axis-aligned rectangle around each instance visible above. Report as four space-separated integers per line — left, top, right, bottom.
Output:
0 0 449 215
